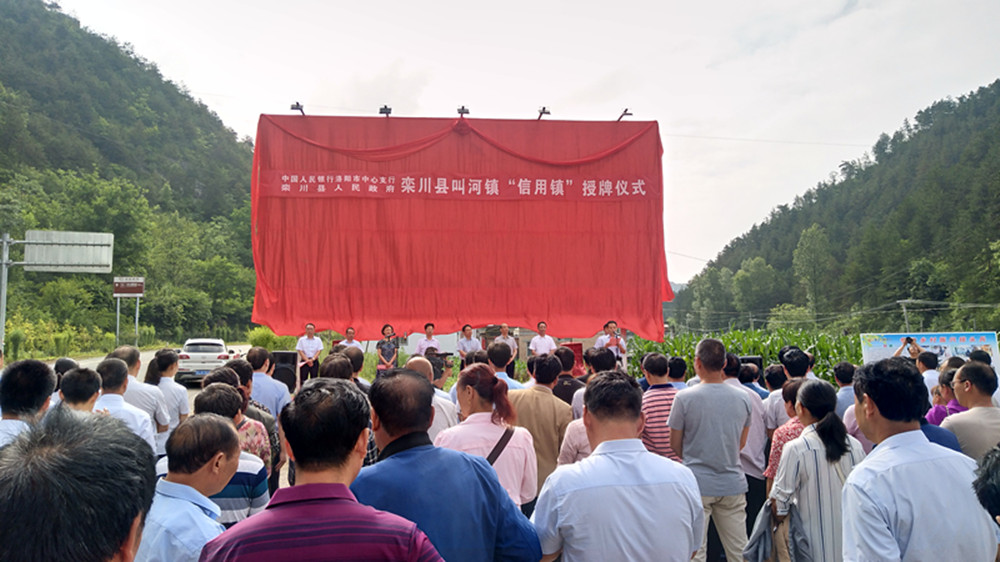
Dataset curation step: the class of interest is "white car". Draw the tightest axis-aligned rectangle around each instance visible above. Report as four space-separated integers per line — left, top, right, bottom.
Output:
176 338 238 386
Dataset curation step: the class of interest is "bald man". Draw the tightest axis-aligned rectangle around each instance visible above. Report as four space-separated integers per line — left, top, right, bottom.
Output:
406 357 458 441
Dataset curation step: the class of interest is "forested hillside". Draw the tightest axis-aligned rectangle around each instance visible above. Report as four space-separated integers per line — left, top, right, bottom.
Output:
672 79 1000 334
0 0 255 356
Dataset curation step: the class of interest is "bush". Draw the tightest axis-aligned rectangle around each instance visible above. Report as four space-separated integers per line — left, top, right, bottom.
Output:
52 332 71 357
247 326 276 349
7 328 25 361
246 325 297 352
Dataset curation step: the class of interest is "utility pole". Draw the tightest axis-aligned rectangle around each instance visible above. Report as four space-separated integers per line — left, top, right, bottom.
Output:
897 300 912 332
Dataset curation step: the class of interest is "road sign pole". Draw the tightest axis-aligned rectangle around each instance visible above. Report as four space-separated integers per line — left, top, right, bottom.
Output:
135 297 140 347
116 297 121 347
0 233 10 353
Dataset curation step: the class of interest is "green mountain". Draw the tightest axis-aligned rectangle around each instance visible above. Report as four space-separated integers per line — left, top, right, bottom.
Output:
0 0 255 355
673 79 1000 333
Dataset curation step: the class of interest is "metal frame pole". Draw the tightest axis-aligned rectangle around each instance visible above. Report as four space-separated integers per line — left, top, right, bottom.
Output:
116 297 121 347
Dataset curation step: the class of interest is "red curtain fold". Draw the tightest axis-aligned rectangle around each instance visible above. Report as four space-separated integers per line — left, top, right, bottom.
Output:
251 115 672 341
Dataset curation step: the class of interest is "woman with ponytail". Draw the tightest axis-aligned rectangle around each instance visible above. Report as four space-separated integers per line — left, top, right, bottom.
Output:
434 363 537 506
144 348 189 458
769 379 866 561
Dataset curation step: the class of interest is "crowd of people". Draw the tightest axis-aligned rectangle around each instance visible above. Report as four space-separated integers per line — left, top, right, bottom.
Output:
1 325 1000 561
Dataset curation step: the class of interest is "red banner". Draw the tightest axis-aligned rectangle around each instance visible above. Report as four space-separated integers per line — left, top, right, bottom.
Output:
251 115 672 341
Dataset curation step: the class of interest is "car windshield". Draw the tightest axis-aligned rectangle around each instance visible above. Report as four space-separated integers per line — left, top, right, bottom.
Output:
184 343 225 353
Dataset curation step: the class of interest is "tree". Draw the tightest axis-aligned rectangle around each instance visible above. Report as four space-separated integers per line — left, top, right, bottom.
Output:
732 257 786 317
793 224 834 320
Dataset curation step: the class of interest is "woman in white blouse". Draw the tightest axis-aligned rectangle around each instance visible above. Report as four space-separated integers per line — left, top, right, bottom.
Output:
143 348 190 458
435 363 537 506
770 379 866 561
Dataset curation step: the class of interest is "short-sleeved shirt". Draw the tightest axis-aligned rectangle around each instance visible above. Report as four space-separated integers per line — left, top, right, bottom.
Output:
941 406 1000 462
157 453 270 528
377 338 398 368
763 388 791 431
557 418 591 465
532 439 704 562
667 382 752 497
295 335 324 359
156 377 191 456
594 333 626 358
341 339 364 351
457 336 482 356
494 335 518 356
641 383 680 460
95 393 156 453
842 430 997 561
236 417 271 472
0 419 30 448
529 335 557 356
763 417 804 479
250 372 291 422
137 478 224 562
200 483 442 561
415 337 441 357
124 375 171 427
435 413 537 505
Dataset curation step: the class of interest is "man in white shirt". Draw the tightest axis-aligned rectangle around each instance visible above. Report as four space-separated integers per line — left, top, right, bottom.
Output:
415 323 441 357
456 324 483 367
533 371 703 561
0 360 56 447
95 358 157 453
341 327 364 351
296 323 324 388
593 320 627 363
914 351 940 402
494 323 519 379
844 357 997 561
529 321 557 357
405 357 458 442
108 345 170 436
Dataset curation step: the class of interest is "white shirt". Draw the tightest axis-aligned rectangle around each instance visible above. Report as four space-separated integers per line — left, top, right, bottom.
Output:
770 424 866 562
723 378 767 479
0 419 30 448
156 377 191 456
428 395 458 443
296 335 324 359
456 336 482 356
842 429 997 562
123 375 171 427
594 333 626 358
921 369 939 402
494 335 518 356
96 393 156 453
531 439 704 561
341 339 364 351
763 388 791 431
529 335 557 356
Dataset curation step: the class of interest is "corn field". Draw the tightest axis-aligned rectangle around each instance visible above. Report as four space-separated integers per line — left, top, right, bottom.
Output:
627 328 862 382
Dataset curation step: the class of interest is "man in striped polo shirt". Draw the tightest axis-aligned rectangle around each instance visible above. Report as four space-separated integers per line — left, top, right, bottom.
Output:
640 353 681 460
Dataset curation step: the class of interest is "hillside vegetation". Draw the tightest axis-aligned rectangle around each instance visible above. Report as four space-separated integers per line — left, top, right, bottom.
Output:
672 79 1000 334
0 0 255 357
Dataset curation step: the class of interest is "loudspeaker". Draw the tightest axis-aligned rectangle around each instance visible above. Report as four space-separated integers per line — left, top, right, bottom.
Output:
272 351 298 393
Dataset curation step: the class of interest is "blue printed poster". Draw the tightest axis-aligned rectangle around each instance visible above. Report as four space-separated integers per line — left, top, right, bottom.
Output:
860 332 999 365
